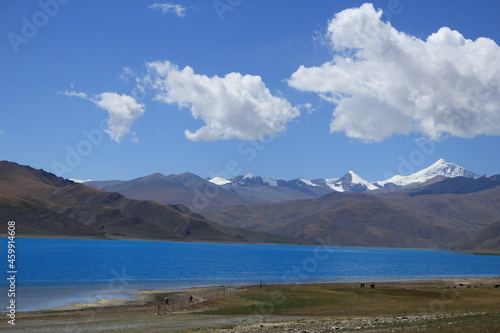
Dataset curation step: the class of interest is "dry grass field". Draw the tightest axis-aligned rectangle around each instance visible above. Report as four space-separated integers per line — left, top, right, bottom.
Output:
7 278 500 332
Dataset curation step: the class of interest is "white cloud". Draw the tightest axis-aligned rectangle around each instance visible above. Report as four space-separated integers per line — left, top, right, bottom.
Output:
145 61 300 141
288 3 500 142
118 67 135 81
70 178 93 183
298 103 319 114
61 90 145 142
94 92 145 142
149 3 187 17
60 90 88 99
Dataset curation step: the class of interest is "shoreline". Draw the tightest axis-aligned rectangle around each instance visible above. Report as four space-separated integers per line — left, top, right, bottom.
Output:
5 277 499 333
9 276 500 314
3 234 499 255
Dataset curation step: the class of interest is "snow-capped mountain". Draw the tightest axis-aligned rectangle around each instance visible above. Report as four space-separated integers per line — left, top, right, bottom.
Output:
83 158 492 213
311 171 378 192
211 173 280 187
377 159 480 187
208 159 480 194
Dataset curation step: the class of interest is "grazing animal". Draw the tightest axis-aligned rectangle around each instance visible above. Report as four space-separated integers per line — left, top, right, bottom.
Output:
370 284 375 289
360 283 365 288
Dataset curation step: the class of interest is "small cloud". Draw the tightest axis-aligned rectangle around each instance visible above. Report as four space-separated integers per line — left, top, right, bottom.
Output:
59 90 88 99
95 93 145 142
149 3 187 17
130 131 139 144
70 178 93 183
298 103 319 114
61 89 145 143
118 67 135 82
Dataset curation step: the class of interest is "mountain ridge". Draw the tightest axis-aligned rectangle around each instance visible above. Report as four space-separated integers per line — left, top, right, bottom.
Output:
86 159 483 212
2 160 499 251
204 159 480 193
0 161 304 244
204 184 500 250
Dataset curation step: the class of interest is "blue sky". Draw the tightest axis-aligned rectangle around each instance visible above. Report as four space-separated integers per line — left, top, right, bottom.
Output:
1 0 499 182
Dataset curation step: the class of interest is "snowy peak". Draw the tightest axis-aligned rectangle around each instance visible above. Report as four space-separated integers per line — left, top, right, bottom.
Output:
207 159 480 194
345 171 378 190
321 171 377 192
426 159 479 178
229 174 279 187
379 159 480 187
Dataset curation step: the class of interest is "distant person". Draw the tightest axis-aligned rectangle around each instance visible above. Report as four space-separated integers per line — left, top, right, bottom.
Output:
165 297 169 305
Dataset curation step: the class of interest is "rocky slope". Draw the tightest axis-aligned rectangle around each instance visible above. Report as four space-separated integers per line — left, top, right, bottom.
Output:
0 161 304 244
204 177 500 250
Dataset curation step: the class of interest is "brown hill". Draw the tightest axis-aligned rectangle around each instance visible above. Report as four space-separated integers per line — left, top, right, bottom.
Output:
205 186 500 250
86 172 251 212
86 174 332 212
462 220 500 253
0 161 304 244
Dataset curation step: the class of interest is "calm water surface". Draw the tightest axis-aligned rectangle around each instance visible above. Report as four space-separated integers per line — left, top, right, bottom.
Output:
1 238 499 311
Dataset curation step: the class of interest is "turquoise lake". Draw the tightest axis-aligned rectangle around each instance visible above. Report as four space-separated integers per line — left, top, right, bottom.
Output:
1 238 500 311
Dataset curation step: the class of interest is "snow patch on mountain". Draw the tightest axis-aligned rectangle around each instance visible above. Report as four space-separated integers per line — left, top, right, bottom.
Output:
377 159 480 187
234 173 278 186
298 178 319 187
322 178 342 191
262 176 278 187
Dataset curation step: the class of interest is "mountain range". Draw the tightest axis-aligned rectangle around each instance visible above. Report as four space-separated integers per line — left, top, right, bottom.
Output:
216 158 481 192
86 159 481 212
204 176 500 251
2 159 499 252
0 161 303 244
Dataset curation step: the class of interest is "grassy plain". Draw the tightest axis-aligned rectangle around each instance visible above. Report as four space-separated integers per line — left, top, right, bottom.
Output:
7 278 500 332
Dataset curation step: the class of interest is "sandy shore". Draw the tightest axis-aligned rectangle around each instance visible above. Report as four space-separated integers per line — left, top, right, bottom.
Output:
4 277 500 332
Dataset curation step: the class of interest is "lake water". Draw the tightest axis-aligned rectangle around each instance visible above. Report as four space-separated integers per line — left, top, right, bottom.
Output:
1 238 499 311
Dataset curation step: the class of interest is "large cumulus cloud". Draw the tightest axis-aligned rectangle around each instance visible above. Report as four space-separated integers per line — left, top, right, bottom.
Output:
288 3 500 142
145 61 300 141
